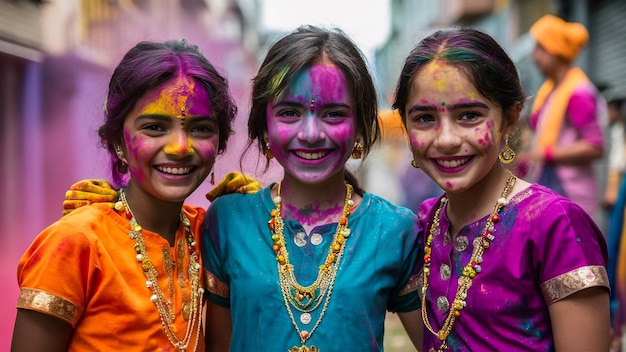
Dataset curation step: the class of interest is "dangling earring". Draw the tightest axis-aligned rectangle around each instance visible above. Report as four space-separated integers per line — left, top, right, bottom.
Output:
351 141 363 159
499 135 516 164
263 141 274 160
411 160 420 168
115 145 129 173
210 170 215 185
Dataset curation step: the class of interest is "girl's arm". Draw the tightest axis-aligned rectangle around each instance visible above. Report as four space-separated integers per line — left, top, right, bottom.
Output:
398 309 424 351
549 287 610 351
12 309 72 352
205 300 232 352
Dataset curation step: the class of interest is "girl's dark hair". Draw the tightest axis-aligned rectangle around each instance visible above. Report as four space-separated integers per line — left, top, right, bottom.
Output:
393 27 526 132
99 39 237 186
246 25 380 194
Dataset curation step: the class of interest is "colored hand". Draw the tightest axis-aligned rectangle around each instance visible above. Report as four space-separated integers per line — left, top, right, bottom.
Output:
206 172 262 202
63 179 118 215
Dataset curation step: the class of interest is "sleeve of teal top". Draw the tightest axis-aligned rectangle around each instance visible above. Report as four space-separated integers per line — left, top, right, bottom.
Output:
201 198 230 308
387 209 423 313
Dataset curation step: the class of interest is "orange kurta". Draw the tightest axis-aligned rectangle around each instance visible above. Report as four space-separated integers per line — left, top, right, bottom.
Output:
17 203 206 351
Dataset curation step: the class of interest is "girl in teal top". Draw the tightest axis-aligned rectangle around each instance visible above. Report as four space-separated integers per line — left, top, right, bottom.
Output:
201 25 423 351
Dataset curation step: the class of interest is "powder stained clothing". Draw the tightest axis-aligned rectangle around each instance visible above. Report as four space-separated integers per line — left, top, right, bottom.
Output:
530 77 606 216
418 184 609 352
202 185 421 351
17 203 206 351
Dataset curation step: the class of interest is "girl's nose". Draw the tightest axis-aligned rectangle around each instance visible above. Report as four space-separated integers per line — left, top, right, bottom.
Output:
164 130 195 157
297 115 326 143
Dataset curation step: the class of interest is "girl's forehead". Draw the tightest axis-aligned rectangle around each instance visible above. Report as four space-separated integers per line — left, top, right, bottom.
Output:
279 63 350 102
139 76 212 115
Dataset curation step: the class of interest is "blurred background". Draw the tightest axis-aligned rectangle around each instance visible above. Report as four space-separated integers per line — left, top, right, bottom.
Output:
2 0 625 349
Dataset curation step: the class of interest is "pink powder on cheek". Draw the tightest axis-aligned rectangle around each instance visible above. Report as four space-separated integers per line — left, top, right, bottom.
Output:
194 142 218 162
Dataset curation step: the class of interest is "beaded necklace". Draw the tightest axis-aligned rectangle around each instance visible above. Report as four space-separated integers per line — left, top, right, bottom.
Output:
421 174 516 352
116 189 204 351
268 182 354 352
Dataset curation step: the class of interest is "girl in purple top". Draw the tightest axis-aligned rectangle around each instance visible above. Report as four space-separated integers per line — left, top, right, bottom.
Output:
392 27 610 351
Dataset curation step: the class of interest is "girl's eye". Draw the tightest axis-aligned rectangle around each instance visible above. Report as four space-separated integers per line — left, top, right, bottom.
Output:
460 111 480 121
190 123 216 136
142 124 166 133
324 110 346 118
414 114 435 123
276 109 300 118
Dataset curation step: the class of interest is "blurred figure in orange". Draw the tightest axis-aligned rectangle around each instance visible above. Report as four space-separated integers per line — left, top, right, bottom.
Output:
525 14 606 218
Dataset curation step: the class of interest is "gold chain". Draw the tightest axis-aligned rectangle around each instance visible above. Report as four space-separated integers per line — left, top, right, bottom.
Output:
269 182 354 350
421 174 517 351
117 189 204 351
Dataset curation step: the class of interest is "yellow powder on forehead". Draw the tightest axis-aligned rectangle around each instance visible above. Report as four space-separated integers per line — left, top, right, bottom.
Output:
425 60 448 92
142 76 197 117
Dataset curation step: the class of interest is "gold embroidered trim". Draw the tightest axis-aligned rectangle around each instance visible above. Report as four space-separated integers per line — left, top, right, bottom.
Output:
399 273 420 296
204 269 229 298
17 288 82 326
541 265 609 305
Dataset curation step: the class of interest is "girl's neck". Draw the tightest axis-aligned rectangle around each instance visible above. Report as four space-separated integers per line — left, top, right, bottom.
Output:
123 183 184 245
274 174 360 234
444 166 514 236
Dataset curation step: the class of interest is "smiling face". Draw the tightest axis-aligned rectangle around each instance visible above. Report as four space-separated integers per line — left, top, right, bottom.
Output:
265 63 356 185
404 60 504 193
122 75 218 202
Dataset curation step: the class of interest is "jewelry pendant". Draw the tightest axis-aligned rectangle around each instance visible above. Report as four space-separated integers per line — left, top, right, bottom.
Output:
300 312 312 325
289 345 320 352
294 232 307 247
310 233 323 246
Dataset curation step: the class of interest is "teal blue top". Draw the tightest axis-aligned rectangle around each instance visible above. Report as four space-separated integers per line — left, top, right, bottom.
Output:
201 185 421 351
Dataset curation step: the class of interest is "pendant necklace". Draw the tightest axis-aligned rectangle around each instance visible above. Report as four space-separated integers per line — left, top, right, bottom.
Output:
116 188 204 351
422 174 516 352
268 182 354 352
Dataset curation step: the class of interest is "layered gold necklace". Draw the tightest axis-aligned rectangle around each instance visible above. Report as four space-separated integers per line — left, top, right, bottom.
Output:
422 174 516 352
117 189 203 351
268 182 354 352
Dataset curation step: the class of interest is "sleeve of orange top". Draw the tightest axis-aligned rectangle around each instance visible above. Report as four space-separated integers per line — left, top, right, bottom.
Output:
16 211 101 326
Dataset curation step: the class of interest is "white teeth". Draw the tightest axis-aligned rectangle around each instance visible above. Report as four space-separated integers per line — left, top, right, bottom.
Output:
295 151 327 160
436 158 469 168
157 166 191 175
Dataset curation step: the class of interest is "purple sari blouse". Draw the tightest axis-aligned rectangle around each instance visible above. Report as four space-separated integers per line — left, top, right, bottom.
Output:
417 184 609 351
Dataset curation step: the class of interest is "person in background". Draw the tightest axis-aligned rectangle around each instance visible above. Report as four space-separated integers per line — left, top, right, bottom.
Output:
11 39 237 351
202 25 423 351
393 27 610 351
524 14 606 218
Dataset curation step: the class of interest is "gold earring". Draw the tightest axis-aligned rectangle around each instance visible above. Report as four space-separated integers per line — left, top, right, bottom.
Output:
263 142 274 160
499 135 516 164
411 160 420 168
115 145 128 173
351 141 363 159
210 170 215 185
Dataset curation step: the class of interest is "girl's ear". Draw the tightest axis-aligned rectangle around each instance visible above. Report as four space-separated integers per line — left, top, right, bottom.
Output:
504 102 523 132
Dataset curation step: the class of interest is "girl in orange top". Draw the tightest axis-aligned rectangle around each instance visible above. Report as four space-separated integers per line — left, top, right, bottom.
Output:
11 39 237 351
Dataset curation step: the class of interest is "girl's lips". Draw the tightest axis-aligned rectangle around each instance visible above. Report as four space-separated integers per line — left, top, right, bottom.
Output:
432 156 473 173
155 165 195 175
435 157 470 168
294 150 329 160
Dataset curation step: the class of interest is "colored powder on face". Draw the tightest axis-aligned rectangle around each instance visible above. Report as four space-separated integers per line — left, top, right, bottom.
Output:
268 66 290 98
141 76 197 117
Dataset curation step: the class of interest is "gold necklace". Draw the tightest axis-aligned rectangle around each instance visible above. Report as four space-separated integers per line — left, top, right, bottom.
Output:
116 189 203 351
421 174 516 352
269 182 354 352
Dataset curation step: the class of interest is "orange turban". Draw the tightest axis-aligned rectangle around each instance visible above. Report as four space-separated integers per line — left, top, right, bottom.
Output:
530 14 589 61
